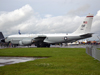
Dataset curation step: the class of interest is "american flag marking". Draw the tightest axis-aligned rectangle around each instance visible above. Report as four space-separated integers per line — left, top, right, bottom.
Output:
83 21 87 24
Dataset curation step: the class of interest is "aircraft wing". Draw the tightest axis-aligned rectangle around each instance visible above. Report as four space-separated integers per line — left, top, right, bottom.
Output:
34 35 47 42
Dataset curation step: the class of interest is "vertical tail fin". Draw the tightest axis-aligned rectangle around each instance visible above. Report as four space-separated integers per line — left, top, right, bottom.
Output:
0 32 4 39
0 32 5 42
73 14 94 34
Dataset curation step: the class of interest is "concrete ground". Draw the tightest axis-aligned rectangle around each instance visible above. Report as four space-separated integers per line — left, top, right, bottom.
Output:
0 57 37 67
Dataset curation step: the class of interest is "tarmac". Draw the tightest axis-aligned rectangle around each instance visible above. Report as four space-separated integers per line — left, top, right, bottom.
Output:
0 57 38 67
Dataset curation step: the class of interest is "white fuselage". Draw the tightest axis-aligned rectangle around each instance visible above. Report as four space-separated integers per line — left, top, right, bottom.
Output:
5 33 82 45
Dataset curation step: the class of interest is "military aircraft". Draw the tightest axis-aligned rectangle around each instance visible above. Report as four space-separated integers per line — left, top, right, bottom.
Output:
0 14 94 47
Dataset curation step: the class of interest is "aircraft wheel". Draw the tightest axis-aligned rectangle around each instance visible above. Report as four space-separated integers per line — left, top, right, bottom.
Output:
39 42 44 47
37 42 44 47
37 43 40 47
47 44 50 47
37 42 50 48
46 43 50 47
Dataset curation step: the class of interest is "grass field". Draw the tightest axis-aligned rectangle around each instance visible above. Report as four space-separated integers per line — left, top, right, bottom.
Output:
98 48 100 50
0 48 100 75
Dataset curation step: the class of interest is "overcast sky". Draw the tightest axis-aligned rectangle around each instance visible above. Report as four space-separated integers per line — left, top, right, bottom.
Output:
0 0 100 40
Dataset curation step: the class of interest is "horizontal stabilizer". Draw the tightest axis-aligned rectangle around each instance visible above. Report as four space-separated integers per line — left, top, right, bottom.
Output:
80 33 93 38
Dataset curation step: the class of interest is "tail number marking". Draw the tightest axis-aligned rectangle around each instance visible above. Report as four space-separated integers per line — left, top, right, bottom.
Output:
81 25 85 30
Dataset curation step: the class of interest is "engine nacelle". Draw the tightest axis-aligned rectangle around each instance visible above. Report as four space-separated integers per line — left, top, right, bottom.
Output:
19 39 33 46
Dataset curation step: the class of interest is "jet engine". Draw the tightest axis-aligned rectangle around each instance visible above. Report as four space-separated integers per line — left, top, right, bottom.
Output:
19 39 33 46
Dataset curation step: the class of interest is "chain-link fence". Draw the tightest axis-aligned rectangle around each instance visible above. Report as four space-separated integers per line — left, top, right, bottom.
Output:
86 45 100 61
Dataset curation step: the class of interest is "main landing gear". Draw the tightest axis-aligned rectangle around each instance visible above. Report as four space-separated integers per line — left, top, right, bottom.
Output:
36 42 50 48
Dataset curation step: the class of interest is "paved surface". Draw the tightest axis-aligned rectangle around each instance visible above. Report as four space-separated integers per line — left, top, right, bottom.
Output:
0 57 38 67
51 44 100 48
0 45 92 48
0 44 100 48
